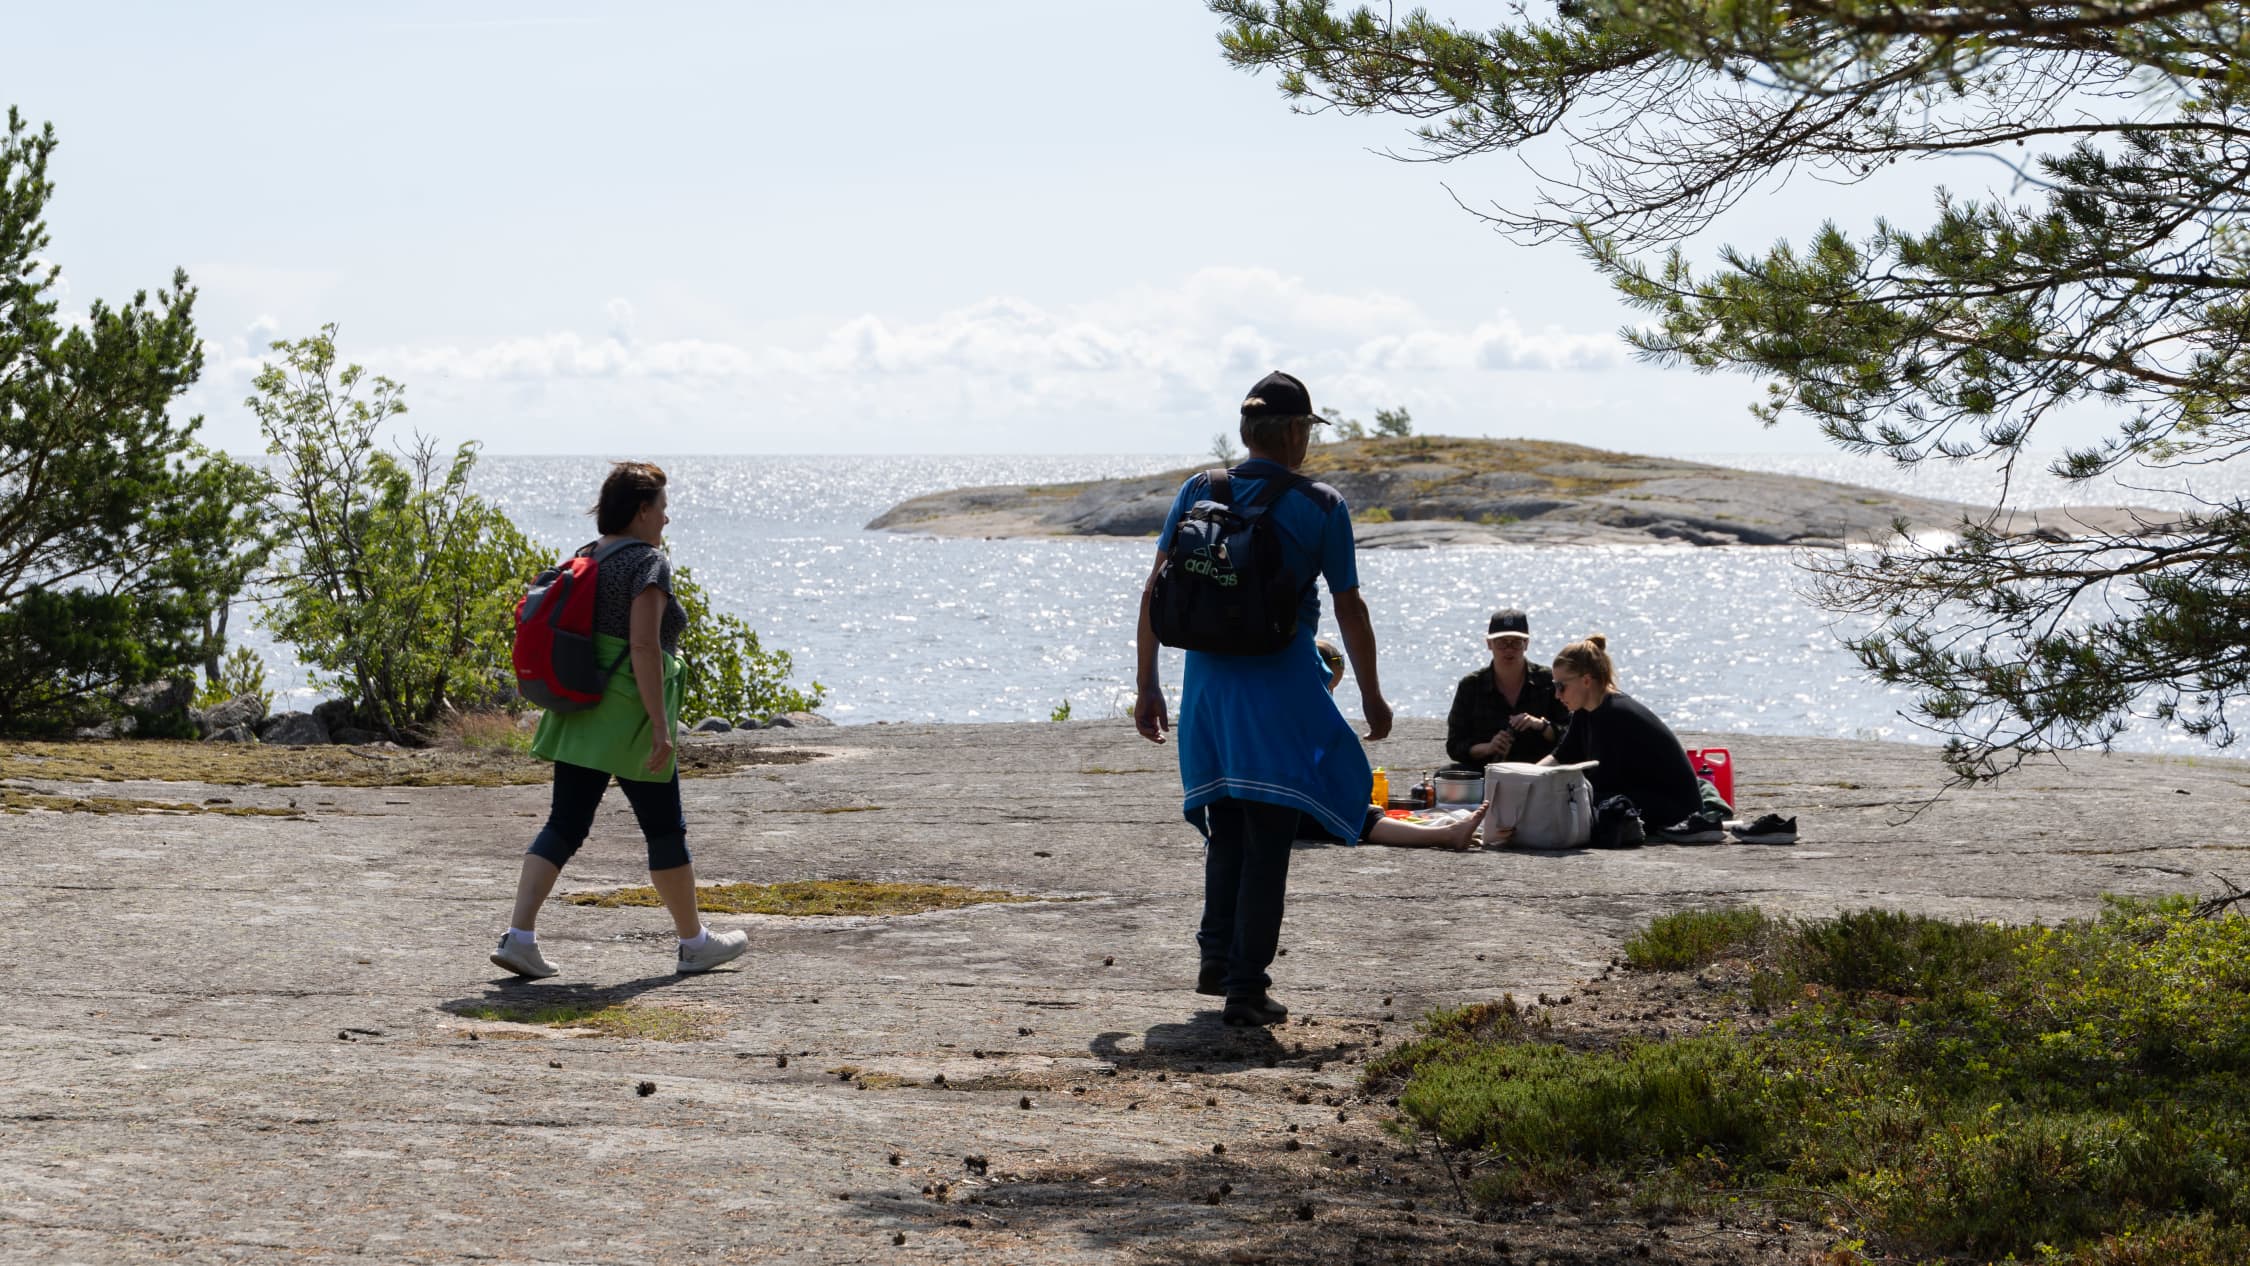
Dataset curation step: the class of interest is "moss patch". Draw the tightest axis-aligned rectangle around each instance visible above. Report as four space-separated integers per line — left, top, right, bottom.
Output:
1 788 303 817
450 1001 720 1041
0 737 819 788
566 879 1036 917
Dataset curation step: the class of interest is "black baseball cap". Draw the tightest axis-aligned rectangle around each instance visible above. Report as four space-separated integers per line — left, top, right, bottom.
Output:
1486 609 1531 640
1241 370 1326 421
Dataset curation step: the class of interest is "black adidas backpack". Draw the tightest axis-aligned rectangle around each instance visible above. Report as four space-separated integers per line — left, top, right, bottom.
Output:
1149 468 1313 655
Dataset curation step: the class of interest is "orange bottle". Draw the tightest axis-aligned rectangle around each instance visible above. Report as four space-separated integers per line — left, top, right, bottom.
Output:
1370 767 1389 807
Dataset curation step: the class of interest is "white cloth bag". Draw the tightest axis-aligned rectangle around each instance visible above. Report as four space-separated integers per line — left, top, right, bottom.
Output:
1484 761 1598 849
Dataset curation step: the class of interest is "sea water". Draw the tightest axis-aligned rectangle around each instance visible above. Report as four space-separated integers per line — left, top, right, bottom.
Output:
229 451 2250 757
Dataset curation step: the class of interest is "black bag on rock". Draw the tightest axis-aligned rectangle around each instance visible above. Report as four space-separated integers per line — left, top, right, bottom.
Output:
1590 794 1646 849
1149 468 1312 656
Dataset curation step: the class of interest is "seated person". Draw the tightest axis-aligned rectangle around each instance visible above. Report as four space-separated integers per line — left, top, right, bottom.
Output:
1540 633 1702 830
1315 637 1346 694
1302 635 1506 850
1445 608 1571 770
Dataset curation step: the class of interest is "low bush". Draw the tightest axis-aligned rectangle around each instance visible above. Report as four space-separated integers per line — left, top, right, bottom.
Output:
1380 899 2250 1263
194 645 273 712
1623 906 1771 970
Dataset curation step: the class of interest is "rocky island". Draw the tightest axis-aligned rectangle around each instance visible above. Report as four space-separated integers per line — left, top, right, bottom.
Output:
869 436 2171 548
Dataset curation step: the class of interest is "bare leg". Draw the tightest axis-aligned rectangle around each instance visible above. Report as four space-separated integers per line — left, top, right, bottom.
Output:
1367 803 1492 851
647 863 705 938
508 855 564 930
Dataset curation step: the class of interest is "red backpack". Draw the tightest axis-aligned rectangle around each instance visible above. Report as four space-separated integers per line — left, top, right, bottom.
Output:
513 538 645 712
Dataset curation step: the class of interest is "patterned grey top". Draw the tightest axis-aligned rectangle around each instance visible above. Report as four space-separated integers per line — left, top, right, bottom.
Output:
583 539 687 655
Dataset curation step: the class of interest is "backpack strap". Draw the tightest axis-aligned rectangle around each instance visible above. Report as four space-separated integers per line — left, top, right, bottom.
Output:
590 537 649 564
1243 468 1307 512
1205 466 1307 512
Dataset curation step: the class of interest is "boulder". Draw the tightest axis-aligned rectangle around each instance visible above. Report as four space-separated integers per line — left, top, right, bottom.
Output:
198 693 268 738
72 718 133 741
330 726 384 746
123 677 195 718
772 711 835 729
693 717 733 734
313 699 356 733
206 724 257 744
258 711 331 747
732 716 766 731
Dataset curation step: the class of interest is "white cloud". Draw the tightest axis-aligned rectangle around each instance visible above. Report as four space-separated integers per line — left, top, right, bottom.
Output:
334 268 1622 391
181 267 1702 454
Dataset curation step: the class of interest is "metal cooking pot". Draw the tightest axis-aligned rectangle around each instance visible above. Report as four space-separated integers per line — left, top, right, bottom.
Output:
1433 769 1486 808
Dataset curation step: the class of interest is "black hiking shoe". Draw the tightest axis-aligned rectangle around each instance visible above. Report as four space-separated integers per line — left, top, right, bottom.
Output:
1196 959 1226 996
1730 813 1799 844
1222 992 1289 1027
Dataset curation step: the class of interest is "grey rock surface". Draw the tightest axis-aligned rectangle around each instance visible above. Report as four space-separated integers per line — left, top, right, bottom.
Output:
4 718 2244 1263
257 710 332 746
205 722 256 743
693 717 733 733
778 710 835 727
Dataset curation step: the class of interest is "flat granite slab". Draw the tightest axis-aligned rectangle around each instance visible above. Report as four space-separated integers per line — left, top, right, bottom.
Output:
2 719 2244 1264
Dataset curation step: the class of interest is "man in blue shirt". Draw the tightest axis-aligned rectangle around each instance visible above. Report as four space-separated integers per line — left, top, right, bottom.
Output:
1133 371 1393 1027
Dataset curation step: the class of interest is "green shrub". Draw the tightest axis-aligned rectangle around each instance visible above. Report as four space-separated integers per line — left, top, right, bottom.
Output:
1624 906 1771 970
1790 907 2019 996
1385 902 2250 1263
1356 505 1395 524
252 327 546 740
194 645 273 712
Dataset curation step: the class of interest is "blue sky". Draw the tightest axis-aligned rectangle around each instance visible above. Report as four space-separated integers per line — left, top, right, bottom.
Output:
14 1 2024 457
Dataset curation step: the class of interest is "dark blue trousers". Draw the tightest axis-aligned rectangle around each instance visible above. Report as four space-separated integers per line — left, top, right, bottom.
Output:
1196 798 1298 997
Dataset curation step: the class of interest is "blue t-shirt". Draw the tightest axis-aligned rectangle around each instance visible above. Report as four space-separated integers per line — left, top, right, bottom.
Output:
1156 459 1359 630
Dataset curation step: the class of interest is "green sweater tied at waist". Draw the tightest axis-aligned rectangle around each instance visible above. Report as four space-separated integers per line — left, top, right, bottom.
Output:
530 631 682 782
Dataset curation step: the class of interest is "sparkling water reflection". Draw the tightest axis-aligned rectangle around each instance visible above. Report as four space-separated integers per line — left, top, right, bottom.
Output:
229 451 2250 758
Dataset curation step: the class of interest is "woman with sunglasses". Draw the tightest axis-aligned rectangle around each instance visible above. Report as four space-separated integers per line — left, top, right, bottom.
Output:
1542 633 1702 831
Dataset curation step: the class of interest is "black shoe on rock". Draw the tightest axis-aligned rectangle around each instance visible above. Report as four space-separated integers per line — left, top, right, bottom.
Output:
1222 991 1289 1027
1730 813 1799 844
1196 959 1226 996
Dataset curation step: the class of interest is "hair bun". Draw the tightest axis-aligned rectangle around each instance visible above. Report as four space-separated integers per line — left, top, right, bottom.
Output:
1586 633 1608 651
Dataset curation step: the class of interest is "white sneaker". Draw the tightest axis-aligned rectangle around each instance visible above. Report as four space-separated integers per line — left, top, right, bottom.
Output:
490 931 558 979
676 928 750 974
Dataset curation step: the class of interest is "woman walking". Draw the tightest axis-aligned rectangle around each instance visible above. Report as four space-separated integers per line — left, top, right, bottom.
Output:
490 461 750 979
1134 371 1393 1027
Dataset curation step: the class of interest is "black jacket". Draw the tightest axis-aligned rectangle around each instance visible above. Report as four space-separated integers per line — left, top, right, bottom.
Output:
1551 691 1702 827
1445 663 1572 768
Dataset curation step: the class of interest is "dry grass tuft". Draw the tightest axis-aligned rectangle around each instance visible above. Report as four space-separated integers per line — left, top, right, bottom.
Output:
451 1001 721 1041
567 879 1037 917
